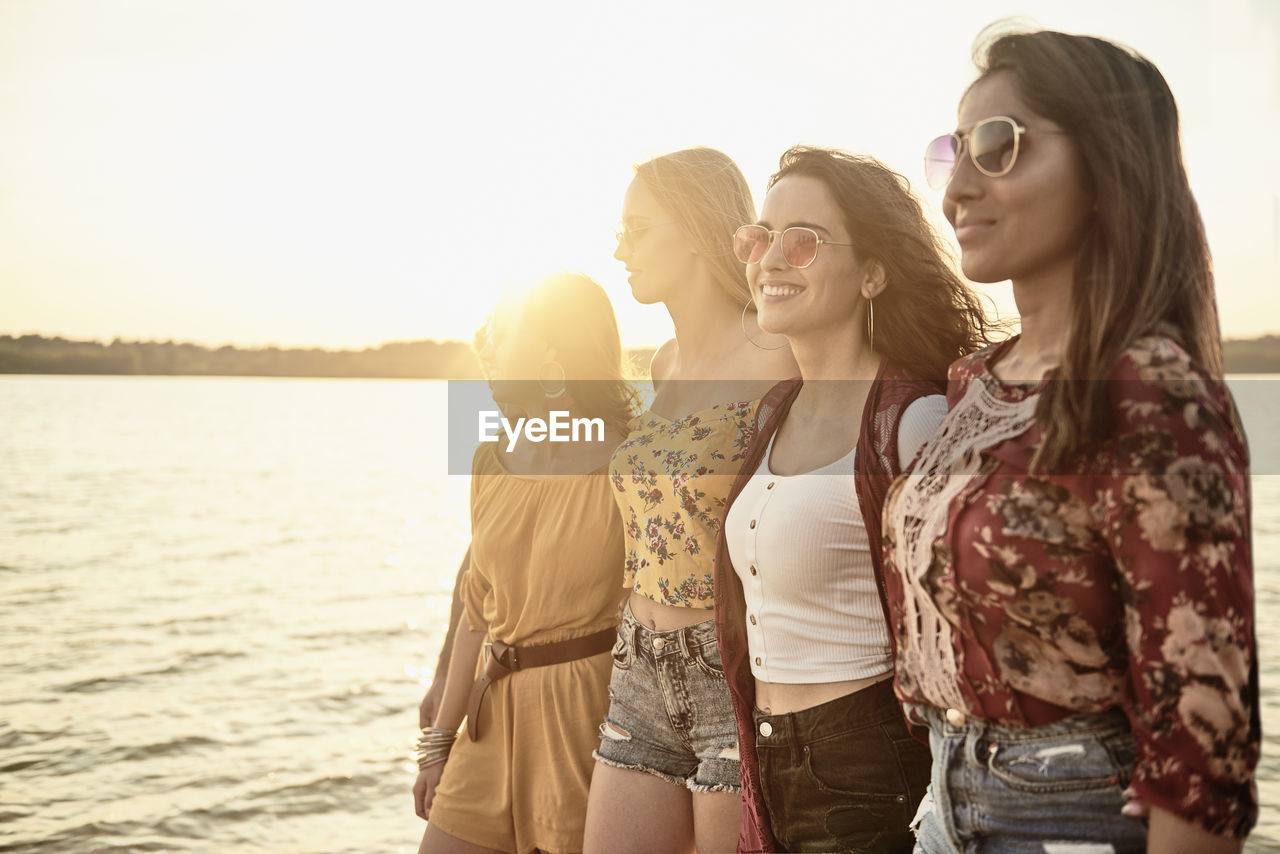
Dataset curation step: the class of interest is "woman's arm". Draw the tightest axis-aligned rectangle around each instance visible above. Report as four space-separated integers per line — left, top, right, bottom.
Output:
433 624 485 732
413 622 485 820
1147 807 1242 854
895 394 948 470
1098 343 1257 839
419 547 471 728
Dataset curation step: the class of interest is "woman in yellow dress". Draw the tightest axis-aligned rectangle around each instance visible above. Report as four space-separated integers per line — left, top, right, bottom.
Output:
414 273 639 854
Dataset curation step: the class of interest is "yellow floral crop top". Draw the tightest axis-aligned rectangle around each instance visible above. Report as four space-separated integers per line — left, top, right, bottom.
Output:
608 399 758 609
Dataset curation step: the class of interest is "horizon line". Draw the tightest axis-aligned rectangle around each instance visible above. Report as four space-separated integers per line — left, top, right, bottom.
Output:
0 331 668 353
4 329 1277 353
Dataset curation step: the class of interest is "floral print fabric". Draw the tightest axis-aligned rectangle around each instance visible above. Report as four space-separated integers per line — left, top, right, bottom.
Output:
610 400 756 609
882 335 1258 837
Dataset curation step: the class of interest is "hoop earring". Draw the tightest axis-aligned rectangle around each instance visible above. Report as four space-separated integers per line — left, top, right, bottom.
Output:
740 301 788 352
866 298 875 352
537 360 567 398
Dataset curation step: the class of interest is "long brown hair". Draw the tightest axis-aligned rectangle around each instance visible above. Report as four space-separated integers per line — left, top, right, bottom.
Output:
769 146 993 381
518 272 640 435
973 28 1222 471
634 147 756 307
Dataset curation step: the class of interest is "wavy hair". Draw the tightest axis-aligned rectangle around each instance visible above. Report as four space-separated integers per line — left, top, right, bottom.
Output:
972 28 1222 471
769 146 994 380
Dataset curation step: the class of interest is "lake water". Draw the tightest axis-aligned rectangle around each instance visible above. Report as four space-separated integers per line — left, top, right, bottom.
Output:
1 375 1277 853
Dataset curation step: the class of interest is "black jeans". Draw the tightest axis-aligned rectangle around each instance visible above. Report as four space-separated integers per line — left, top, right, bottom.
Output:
753 678 932 854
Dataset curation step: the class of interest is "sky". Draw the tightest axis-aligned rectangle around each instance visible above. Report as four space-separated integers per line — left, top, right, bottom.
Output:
1 0 1277 350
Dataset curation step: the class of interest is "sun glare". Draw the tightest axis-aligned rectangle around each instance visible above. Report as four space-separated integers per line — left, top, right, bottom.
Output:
0 0 1275 349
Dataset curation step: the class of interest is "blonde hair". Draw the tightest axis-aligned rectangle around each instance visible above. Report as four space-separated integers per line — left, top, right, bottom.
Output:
634 147 756 306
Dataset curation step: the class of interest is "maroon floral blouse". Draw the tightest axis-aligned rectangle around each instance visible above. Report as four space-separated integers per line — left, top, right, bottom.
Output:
882 335 1258 838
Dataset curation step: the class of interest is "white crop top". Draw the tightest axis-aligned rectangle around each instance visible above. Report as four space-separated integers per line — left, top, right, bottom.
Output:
724 394 947 684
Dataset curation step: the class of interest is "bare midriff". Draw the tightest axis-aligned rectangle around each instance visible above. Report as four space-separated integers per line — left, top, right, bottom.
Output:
754 671 893 715
626 591 716 631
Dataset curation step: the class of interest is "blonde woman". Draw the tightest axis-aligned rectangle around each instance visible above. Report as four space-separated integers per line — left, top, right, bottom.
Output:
583 148 797 854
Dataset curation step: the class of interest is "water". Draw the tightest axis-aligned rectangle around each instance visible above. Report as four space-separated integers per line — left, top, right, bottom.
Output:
0 375 1277 852
0 377 469 853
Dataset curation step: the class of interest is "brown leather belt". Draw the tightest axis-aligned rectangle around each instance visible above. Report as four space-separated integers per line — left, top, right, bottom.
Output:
466 627 616 741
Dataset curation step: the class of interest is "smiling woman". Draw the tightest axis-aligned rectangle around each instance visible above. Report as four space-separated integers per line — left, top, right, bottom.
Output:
883 27 1259 854
935 88 1093 312
714 146 991 854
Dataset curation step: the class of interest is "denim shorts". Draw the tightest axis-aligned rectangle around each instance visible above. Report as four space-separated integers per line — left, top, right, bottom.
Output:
592 602 741 793
907 704 1146 854
753 677 932 853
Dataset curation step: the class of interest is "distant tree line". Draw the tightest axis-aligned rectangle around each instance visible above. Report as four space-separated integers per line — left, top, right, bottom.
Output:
1221 335 1280 373
0 335 485 378
0 335 664 379
2 334 1276 378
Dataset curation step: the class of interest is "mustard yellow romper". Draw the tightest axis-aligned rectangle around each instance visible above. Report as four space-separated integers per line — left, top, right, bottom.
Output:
428 444 624 854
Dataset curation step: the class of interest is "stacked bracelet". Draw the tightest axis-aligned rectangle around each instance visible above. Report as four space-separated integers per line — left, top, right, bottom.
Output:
415 726 457 770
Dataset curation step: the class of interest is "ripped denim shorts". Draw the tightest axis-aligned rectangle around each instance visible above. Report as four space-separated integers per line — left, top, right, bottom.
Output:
592 601 741 793
906 704 1145 854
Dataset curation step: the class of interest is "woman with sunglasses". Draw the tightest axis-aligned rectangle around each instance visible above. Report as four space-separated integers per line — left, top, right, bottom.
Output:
712 146 990 853
582 148 797 854
883 28 1258 853
414 273 638 854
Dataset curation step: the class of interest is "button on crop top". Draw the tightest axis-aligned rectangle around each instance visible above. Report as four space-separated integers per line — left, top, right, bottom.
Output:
609 399 757 609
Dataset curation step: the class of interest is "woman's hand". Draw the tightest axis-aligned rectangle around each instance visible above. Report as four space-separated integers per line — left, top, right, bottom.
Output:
1121 787 1149 819
413 627 484 820
413 762 446 821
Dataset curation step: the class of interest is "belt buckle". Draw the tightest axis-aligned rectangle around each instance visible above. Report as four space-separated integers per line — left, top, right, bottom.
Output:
485 640 517 670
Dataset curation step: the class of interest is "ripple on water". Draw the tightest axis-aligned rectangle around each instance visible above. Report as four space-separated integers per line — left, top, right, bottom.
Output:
20 821 215 854
1 732 225 779
53 650 250 693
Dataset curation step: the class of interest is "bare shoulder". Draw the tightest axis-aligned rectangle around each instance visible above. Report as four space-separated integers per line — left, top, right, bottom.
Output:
649 338 678 387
